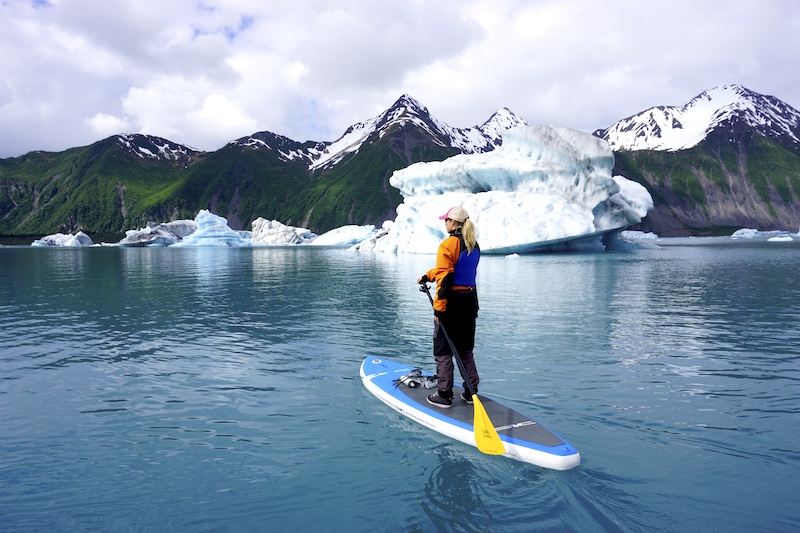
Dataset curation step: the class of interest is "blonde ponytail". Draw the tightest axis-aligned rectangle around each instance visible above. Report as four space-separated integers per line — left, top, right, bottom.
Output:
460 219 478 253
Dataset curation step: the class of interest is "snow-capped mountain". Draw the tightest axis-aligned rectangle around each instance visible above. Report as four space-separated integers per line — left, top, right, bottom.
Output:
226 95 525 171
595 84 800 152
305 95 527 170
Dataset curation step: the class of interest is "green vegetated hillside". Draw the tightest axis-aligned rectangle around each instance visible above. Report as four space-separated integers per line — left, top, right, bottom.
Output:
290 122 458 232
3 120 800 239
172 120 457 234
612 130 800 236
172 142 313 232
0 138 194 236
0 120 459 237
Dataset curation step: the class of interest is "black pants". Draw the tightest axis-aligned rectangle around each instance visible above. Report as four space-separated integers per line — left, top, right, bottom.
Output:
433 293 479 399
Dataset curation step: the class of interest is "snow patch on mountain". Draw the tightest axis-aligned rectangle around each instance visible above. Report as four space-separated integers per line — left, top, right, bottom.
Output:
597 84 800 152
309 114 385 170
229 131 328 164
116 134 198 162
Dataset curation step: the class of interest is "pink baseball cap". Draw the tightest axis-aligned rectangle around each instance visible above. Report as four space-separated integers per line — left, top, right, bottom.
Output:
438 206 469 223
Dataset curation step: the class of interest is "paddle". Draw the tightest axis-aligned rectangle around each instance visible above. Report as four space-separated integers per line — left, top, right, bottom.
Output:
420 283 505 455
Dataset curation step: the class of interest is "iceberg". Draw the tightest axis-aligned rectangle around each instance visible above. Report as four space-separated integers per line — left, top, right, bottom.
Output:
309 225 377 247
251 218 316 245
32 231 94 247
360 125 653 254
251 218 378 247
171 210 251 247
118 220 199 246
348 221 391 252
731 228 794 240
162 210 377 248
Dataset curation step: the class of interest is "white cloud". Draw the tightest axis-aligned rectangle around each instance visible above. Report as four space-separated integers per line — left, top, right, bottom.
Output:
118 77 257 147
186 93 259 144
86 113 131 137
0 0 799 157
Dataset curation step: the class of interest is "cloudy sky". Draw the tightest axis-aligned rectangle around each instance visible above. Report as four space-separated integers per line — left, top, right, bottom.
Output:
1 0 798 158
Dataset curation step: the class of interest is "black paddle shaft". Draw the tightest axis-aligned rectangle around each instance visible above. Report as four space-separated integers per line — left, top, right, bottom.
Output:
420 283 478 398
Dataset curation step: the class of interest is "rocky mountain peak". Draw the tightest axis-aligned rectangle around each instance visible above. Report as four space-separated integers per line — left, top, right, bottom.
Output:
595 84 800 153
309 95 525 169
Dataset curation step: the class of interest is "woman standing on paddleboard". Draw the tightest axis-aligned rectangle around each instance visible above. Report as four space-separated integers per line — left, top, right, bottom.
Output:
417 206 481 409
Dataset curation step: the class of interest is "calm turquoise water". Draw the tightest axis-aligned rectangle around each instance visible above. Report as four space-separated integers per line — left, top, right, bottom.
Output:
1 244 799 532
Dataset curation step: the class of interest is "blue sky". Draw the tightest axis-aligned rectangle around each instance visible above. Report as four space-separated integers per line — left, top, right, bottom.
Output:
1 0 798 158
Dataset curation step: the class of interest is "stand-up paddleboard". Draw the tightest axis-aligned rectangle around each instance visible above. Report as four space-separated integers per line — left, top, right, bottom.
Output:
360 357 580 470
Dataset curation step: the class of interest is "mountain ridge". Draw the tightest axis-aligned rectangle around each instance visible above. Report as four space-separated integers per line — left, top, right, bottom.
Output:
595 84 800 154
2 86 800 238
601 84 800 236
217 94 528 173
0 95 523 236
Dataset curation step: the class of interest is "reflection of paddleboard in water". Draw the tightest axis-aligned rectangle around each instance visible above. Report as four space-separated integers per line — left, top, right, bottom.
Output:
360 357 581 470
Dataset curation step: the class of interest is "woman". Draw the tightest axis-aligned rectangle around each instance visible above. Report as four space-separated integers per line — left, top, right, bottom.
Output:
417 205 481 408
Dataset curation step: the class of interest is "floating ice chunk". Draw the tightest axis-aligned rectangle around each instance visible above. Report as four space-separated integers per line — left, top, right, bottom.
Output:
251 218 316 244
731 228 760 238
171 210 250 247
620 230 659 240
32 232 94 247
310 225 377 246
118 220 198 246
352 221 392 252
732 228 794 240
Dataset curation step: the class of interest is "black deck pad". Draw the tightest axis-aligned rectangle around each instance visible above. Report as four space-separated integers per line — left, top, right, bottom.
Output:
398 384 565 448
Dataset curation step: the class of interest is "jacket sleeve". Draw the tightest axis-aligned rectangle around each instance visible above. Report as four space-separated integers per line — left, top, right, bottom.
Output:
425 237 460 314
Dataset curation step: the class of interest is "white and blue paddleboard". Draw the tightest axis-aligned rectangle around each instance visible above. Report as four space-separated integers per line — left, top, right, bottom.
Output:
360 357 580 470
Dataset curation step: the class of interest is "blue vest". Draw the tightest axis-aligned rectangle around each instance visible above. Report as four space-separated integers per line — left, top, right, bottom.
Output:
452 236 480 286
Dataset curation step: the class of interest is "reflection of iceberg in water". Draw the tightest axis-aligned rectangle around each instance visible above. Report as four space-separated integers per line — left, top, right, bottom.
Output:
181 247 239 290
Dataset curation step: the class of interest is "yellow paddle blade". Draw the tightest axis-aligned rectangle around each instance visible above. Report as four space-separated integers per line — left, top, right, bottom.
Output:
472 396 506 455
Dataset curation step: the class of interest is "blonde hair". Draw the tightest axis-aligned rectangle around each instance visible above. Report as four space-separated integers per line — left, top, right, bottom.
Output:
457 219 478 253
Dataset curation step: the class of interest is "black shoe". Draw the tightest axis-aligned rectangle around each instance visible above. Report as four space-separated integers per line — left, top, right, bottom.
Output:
427 392 452 409
461 391 474 404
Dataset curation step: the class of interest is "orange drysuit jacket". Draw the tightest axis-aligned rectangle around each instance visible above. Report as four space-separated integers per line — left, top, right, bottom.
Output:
424 232 480 313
